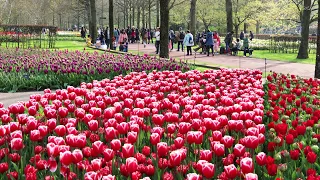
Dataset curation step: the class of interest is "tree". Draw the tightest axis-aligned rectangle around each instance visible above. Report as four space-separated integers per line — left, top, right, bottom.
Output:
89 0 97 42
226 0 233 32
109 0 114 49
159 0 170 58
315 0 320 78
190 0 197 35
297 0 314 59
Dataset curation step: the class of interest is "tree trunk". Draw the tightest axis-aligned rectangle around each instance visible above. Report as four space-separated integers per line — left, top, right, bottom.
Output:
315 0 320 78
90 0 97 42
256 21 260 34
109 0 114 49
142 6 145 29
148 0 152 30
86 0 92 41
156 0 160 27
297 0 311 59
137 6 141 29
159 0 169 58
235 25 239 39
244 22 247 33
132 5 135 27
190 0 197 36
225 0 233 33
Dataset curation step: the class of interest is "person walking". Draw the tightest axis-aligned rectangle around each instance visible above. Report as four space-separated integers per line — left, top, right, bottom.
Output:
118 29 128 48
169 29 175 51
240 31 244 40
114 28 119 46
177 29 185 52
243 34 252 57
135 28 140 42
205 29 214 56
104 27 110 48
213 31 221 54
183 30 194 56
155 27 160 54
249 31 254 41
224 31 234 54
81 27 85 39
147 29 151 44
142 28 148 48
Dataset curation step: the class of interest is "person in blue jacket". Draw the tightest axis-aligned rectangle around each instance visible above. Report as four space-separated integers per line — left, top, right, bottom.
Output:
205 29 214 56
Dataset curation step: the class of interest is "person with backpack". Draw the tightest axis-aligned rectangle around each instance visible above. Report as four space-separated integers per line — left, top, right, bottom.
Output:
177 29 185 52
183 30 194 56
169 29 175 51
205 29 214 56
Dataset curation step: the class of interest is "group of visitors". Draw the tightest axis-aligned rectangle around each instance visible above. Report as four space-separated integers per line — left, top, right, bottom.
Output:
230 30 254 57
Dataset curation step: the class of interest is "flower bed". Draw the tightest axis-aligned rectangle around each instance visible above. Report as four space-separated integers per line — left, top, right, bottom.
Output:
264 73 320 179
0 69 267 179
0 49 189 92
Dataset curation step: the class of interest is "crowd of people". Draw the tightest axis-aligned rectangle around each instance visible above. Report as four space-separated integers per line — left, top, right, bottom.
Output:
83 25 255 57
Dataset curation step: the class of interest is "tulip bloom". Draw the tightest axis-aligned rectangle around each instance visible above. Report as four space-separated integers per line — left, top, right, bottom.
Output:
240 157 254 174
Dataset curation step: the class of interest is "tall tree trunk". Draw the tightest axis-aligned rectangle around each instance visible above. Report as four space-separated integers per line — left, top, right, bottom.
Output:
235 25 239 39
244 22 247 33
86 0 92 40
297 0 311 59
137 6 141 29
148 0 152 30
256 21 260 34
90 0 97 42
129 2 132 27
190 0 197 36
225 0 233 33
159 0 169 58
109 0 114 49
315 0 320 78
156 0 160 27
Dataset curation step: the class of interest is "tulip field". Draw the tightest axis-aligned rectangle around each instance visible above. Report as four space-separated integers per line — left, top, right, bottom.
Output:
0 68 319 180
0 49 189 92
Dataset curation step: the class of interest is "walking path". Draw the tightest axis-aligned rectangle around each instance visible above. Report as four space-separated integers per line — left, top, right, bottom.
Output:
127 43 314 78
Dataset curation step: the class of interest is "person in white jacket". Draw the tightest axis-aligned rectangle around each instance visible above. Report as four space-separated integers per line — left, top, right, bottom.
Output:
183 30 194 56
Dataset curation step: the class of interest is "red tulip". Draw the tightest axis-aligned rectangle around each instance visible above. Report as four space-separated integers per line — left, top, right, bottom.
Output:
88 120 99 131
169 150 182 167
224 164 238 179
245 173 258 180
150 133 160 145
186 173 201 180
60 151 72 166
201 162 215 178
307 151 317 164
142 146 151 156
10 138 23 151
213 143 225 157
174 137 185 149
145 164 155 176
54 125 66 137
243 136 259 149
221 135 235 148
240 157 254 174
58 107 68 118
110 139 121 151
157 142 168 157
122 143 134 158
126 157 138 174
127 131 138 144
91 158 102 171
0 162 8 173
256 152 267 166
103 148 114 161
105 127 118 141
72 149 83 164
200 150 212 162
92 141 104 155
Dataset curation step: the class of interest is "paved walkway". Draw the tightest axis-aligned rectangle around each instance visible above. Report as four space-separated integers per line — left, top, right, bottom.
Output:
128 43 314 78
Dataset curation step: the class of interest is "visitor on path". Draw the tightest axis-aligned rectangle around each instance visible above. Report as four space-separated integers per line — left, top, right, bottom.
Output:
177 29 185 52
104 27 110 49
114 28 119 46
155 27 160 54
205 29 214 56
213 31 221 54
135 28 140 42
231 38 241 56
131 28 136 43
169 29 175 51
250 31 254 41
224 31 234 54
240 31 244 40
99 29 105 45
243 34 252 57
142 28 148 48
118 29 128 47
183 30 194 56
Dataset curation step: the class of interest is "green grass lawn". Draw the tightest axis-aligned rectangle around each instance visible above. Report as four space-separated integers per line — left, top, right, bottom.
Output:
251 50 316 64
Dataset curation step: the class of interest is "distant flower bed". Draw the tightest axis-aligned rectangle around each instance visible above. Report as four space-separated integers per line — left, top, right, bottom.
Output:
0 49 190 92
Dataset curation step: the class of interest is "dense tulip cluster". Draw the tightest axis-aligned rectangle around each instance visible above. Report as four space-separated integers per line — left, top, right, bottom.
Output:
0 49 189 92
0 69 269 179
265 73 320 179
